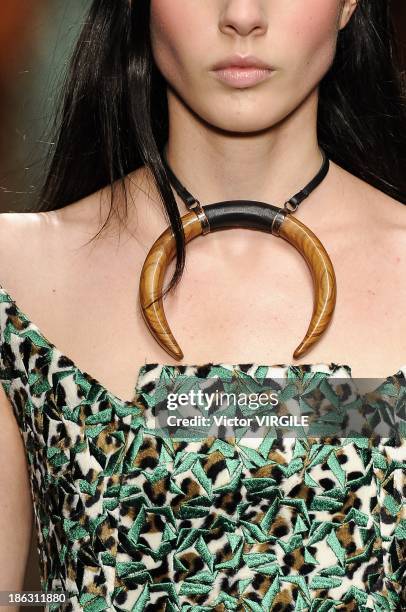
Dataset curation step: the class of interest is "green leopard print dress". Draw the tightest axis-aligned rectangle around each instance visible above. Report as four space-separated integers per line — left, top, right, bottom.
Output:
0 283 405 611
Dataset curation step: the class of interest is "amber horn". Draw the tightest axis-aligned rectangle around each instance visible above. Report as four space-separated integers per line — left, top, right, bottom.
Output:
139 211 203 360
139 206 336 361
277 214 337 359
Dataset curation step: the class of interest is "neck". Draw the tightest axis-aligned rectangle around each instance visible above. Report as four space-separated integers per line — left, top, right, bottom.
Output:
164 88 324 212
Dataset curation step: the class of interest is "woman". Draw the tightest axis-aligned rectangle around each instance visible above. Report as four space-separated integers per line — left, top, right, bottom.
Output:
0 0 405 609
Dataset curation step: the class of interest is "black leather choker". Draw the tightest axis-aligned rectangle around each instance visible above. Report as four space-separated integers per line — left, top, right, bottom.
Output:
163 149 329 222
139 150 336 361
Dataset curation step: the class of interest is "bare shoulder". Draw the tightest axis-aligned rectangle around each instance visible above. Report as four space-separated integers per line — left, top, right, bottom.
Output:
0 210 52 290
0 167 159 283
332 162 406 223
0 172 151 299
331 162 406 256
0 187 108 295
363 183 406 231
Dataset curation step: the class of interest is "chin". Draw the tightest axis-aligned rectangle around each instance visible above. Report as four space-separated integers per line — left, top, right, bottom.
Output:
191 93 292 134
202 109 288 134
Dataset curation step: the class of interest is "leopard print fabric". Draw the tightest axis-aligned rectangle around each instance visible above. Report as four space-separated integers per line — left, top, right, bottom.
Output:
0 283 405 611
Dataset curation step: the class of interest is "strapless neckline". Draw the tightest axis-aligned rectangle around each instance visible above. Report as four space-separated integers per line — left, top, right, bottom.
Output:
1 282 405 406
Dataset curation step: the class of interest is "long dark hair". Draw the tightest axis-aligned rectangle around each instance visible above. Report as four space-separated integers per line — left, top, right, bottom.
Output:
36 0 406 302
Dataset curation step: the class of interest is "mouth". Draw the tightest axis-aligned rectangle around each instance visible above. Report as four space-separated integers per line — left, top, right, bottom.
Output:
210 54 274 88
211 67 273 88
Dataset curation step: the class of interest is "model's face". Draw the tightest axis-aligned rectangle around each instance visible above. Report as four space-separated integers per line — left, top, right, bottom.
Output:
150 0 357 132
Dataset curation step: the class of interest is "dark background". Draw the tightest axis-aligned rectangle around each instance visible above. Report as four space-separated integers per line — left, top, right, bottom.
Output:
0 0 404 599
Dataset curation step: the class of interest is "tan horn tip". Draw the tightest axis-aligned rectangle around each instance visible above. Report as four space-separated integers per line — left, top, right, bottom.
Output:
139 300 185 361
292 342 310 360
166 345 184 361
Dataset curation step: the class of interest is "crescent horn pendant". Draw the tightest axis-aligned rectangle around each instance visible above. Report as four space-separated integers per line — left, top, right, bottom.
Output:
139 201 337 361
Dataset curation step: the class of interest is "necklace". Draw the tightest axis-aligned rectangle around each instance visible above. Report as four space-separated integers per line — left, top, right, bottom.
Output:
139 149 335 361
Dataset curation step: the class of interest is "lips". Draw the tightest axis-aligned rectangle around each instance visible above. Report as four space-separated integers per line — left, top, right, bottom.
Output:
211 54 274 88
212 54 274 71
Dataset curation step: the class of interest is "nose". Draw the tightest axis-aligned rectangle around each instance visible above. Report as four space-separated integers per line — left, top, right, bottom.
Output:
219 0 268 38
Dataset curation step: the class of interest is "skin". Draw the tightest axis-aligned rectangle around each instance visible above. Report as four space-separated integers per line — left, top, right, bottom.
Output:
149 0 358 208
147 0 357 359
150 0 353 133
0 0 405 395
